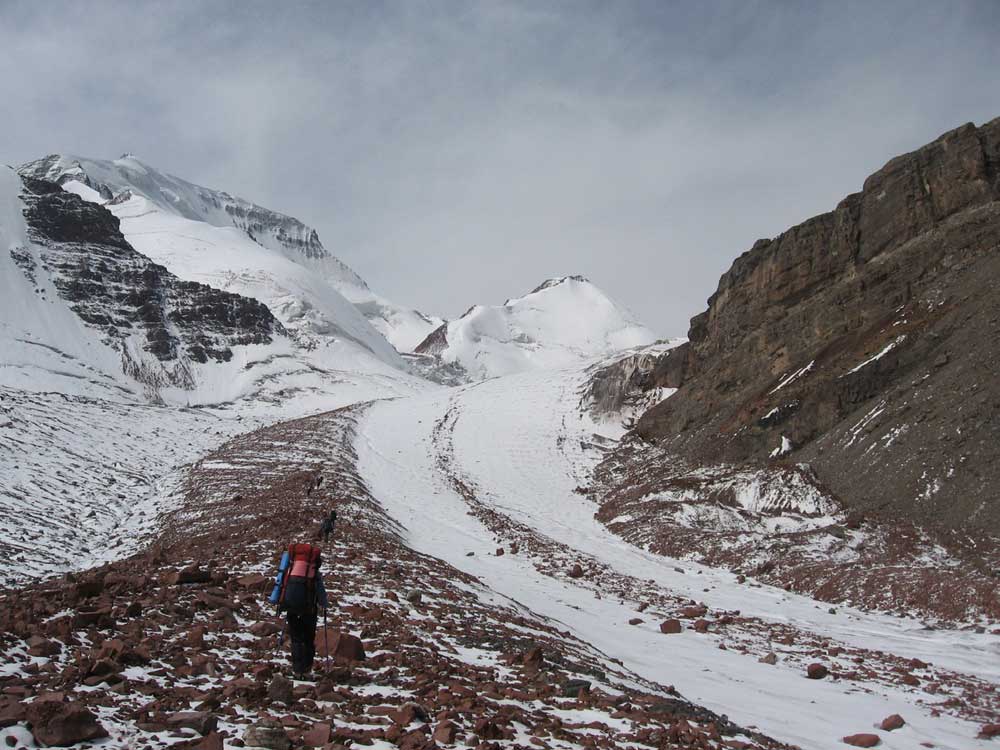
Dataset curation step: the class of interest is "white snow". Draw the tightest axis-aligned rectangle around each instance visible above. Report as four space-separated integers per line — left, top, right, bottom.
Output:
769 435 793 458
845 336 906 375
424 276 659 379
21 154 440 356
354 361 996 750
769 360 814 394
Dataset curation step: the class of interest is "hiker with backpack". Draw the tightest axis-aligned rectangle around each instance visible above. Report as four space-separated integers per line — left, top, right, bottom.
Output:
269 543 328 678
318 508 337 543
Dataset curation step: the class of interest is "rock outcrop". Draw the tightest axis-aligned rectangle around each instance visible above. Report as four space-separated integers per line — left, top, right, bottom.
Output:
17 177 283 385
634 117 1000 531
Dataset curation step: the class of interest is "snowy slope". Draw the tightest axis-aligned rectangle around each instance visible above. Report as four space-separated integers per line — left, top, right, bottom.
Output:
0 165 435 585
415 275 659 379
354 357 998 750
20 154 441 354
349 290 444 352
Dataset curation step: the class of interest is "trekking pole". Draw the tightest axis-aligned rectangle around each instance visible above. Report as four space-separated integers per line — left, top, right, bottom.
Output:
323 607 330 670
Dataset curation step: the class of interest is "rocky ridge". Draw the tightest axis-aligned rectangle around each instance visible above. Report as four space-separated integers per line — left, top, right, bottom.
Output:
629 118 1000 533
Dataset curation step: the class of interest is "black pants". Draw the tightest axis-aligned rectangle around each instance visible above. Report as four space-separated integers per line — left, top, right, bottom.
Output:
287 610 317 674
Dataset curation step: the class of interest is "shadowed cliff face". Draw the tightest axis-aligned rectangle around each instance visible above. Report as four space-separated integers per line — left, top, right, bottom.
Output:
634 118 1000 531
17 177 283 381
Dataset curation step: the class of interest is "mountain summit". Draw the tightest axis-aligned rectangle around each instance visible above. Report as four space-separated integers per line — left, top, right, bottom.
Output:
415 275 659 380
19 154 441 354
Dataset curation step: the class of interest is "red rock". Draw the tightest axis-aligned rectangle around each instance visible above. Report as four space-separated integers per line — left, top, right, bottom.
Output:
433 720 458 744
167 711 219 735
567 564 584 579
0 698 25 729
522 646 544 667
880 714 905 731
843 734 880 747
25 700 108 746
659 619 682 634
980 724 1000 739
250 621 282 637
628 618 643 626
27 636 61 657
166 566 212 585
302 722 331 747
496 547 505 556
474 718 504 740
236 573 268 589
806 663 829 679
693 619 710 633
901 674 920 686
679 605 708 618
187 626 207 648
314 629 366 662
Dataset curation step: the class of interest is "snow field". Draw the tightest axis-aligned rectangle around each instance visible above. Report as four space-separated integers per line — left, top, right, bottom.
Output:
354 365 996 750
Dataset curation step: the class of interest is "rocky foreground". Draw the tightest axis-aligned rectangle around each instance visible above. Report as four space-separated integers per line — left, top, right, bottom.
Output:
0 406 794 750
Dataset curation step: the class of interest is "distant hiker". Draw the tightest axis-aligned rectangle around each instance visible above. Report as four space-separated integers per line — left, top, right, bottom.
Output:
268 543 328 678
318 509 337 543
306 473 324 496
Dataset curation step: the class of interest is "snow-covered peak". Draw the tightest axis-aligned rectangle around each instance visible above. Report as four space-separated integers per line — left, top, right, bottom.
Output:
416 276 659 380
20 153 367 288
19 154 444 355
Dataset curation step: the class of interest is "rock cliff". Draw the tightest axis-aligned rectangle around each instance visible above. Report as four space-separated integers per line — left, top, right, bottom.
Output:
634 118 1000 531
17 176 283 389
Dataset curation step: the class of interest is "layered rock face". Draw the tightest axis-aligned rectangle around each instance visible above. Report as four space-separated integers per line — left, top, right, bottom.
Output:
18 177 282 383
635 118 1000 531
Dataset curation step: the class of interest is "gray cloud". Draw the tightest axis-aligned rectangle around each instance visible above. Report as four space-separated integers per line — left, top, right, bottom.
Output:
2 1 999 335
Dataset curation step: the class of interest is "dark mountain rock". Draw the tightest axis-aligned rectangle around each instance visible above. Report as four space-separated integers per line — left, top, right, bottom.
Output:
414 321 449 356
18 177 284 384
633 117 1000 531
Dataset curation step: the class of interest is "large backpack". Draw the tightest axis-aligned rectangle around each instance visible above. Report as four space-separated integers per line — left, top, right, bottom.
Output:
269 543 321 613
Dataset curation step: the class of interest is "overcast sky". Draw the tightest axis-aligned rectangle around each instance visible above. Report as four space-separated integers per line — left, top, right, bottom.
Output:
2 1 999 336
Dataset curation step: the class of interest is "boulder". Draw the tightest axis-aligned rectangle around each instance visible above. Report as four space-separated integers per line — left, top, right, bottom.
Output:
250 620 282 637
268 674 294 705
166 566 212 585
433 720 458 744
567 564 584 579
842 734 880 748
806 663 829 679
302 722 331 747
679 605 708 618
244 718 291 750
880 714 905 731
167 712 218 736
980 724 1000 739
659 619 683 634
0 698 26 729
562 679 591 698
522 645 544 667
314 628 366 662
25 700 108 747
474 717 505 740
26 636 61 657
628 618 643 626
236 573 268 589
